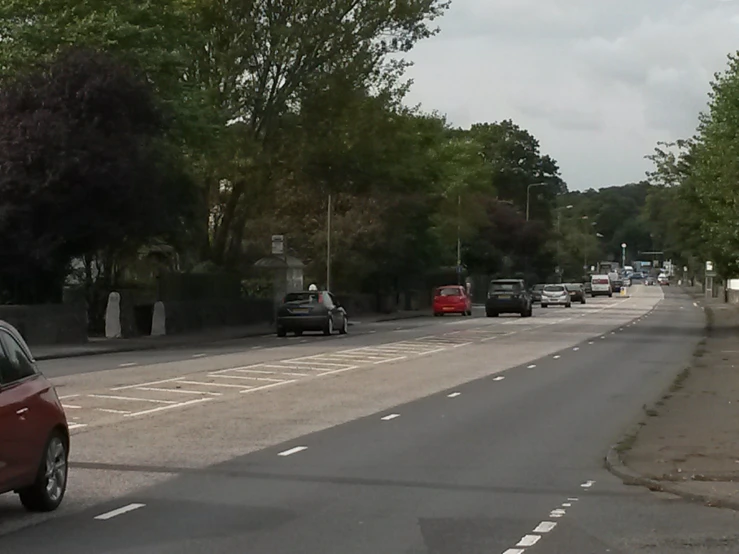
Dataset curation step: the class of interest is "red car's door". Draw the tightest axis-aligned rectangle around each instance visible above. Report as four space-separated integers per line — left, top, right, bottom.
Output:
0 329 48 487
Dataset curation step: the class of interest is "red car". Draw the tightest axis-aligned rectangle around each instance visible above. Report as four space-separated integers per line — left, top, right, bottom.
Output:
0 320 69 512
433 285 472 316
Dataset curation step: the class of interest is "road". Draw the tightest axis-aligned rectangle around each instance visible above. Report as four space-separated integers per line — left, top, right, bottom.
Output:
3 286 738 552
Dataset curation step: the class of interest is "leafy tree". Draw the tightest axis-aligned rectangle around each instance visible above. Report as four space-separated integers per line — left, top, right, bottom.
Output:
0 48 196 303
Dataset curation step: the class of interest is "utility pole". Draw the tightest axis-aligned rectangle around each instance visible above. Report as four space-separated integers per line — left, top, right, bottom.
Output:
326 193 332 291
456 194 462 285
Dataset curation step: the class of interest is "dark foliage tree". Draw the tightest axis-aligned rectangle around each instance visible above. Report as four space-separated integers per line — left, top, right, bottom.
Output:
0 48 196 303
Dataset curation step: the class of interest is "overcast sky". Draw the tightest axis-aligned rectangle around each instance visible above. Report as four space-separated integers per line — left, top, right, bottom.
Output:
402 0 739 190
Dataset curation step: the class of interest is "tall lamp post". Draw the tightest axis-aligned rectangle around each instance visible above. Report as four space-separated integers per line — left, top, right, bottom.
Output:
621 243 627 269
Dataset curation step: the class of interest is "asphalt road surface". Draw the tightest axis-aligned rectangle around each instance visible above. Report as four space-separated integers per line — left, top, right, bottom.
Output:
3 287 738 552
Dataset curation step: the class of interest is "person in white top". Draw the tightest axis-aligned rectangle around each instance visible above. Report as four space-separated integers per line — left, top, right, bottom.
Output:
308 284 318 291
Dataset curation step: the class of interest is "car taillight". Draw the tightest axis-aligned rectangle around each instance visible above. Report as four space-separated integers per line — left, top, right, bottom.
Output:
317 293 323 303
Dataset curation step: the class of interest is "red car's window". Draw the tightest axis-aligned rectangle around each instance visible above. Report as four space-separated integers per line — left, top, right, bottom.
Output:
436 287 462 297
0 330 36 383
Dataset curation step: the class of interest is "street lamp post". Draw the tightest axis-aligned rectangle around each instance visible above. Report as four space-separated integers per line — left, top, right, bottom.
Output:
621 243 627 269
526 183 547 221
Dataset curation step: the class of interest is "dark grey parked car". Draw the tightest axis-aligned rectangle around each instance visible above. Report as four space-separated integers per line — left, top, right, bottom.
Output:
276 291 348 337
485 279 533 317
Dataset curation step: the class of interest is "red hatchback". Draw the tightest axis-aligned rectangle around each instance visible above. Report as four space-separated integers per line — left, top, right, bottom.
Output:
0 320 69 512
433 285 472 316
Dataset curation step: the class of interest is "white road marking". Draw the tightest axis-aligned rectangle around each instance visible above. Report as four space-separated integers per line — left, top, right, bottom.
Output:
568 497 579 501
240 380 296 394
516 535 541 547
533 521 557 533
278 446 307 457
118 362 137 367
125 397 213 417
94 503 146 520
381 413 400 421
588 341 594 344
373 357 407 364
96 408 131 414
251 346 263 350
88 394 176 404
59 394 80 399
581 480 595 488
68 423 88 429
192 353 207 358
177 380 245 389
209 374 285 383
448 392 461 397
137 387 221 396
493 376 505 381
562 503 571 507
112 377 184 390
553 355 561 359
62 404 81 409
502 550 524 554
549 509 566 517
572 347 579 351
527 364 536 369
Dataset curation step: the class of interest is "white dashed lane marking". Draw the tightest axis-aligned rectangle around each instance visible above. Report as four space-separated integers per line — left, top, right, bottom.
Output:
381 413 400 421
278 446 307 457
94 503 146 520
448 392 461 398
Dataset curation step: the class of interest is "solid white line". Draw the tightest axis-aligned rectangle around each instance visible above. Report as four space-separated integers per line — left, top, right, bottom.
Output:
137 387 221 396
373 356 407 364
125 397 213 417
96 408 131 414
209 374 286 382
177 380 245 388
278 446 307 457
118 362 137 367
240 380 296 394
381 413 400 421
112 376 183 390
516 535 541 547
94 503 146 520
533 521 557 533
448 392 461 397
62 404 81 409
68 423 88 429
493 376 505 381
89 394 176 404
59 394 80 399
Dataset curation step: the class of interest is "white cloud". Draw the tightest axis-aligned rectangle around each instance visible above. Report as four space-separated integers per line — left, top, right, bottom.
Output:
402 0 739 189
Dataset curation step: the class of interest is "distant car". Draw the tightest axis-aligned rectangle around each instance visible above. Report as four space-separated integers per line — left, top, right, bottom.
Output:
485 279 533 317
590 274 613 297
622 277 631 287
646 276 656 286
631 272 644 281
433 285 472 316
0 320 70 512
541 284 572 308
658 274 670 286
583 280 593 294
276 290 348 336
564 283 586 304
531 284 545 303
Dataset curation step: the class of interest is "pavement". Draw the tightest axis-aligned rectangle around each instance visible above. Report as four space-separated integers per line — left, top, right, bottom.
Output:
606 293 739 512
3 286 739 552
32 310 430 362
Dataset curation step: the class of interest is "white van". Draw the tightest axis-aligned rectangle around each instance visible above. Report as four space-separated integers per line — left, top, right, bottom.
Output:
591 274 612 297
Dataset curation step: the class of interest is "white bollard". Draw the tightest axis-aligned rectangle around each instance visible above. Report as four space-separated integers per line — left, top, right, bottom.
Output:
151 301 166 336
104 292 122 338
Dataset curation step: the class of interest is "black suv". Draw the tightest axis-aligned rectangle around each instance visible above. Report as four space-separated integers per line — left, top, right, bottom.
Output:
485 279 533 317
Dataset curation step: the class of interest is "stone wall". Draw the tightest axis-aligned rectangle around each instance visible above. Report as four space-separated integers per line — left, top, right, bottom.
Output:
0 304 88 345
163 299 274 335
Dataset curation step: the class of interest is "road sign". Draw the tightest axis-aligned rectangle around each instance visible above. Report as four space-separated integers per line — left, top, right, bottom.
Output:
271 234 284 255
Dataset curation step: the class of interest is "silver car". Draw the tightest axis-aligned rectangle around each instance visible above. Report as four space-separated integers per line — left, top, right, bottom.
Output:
541 284 571 308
